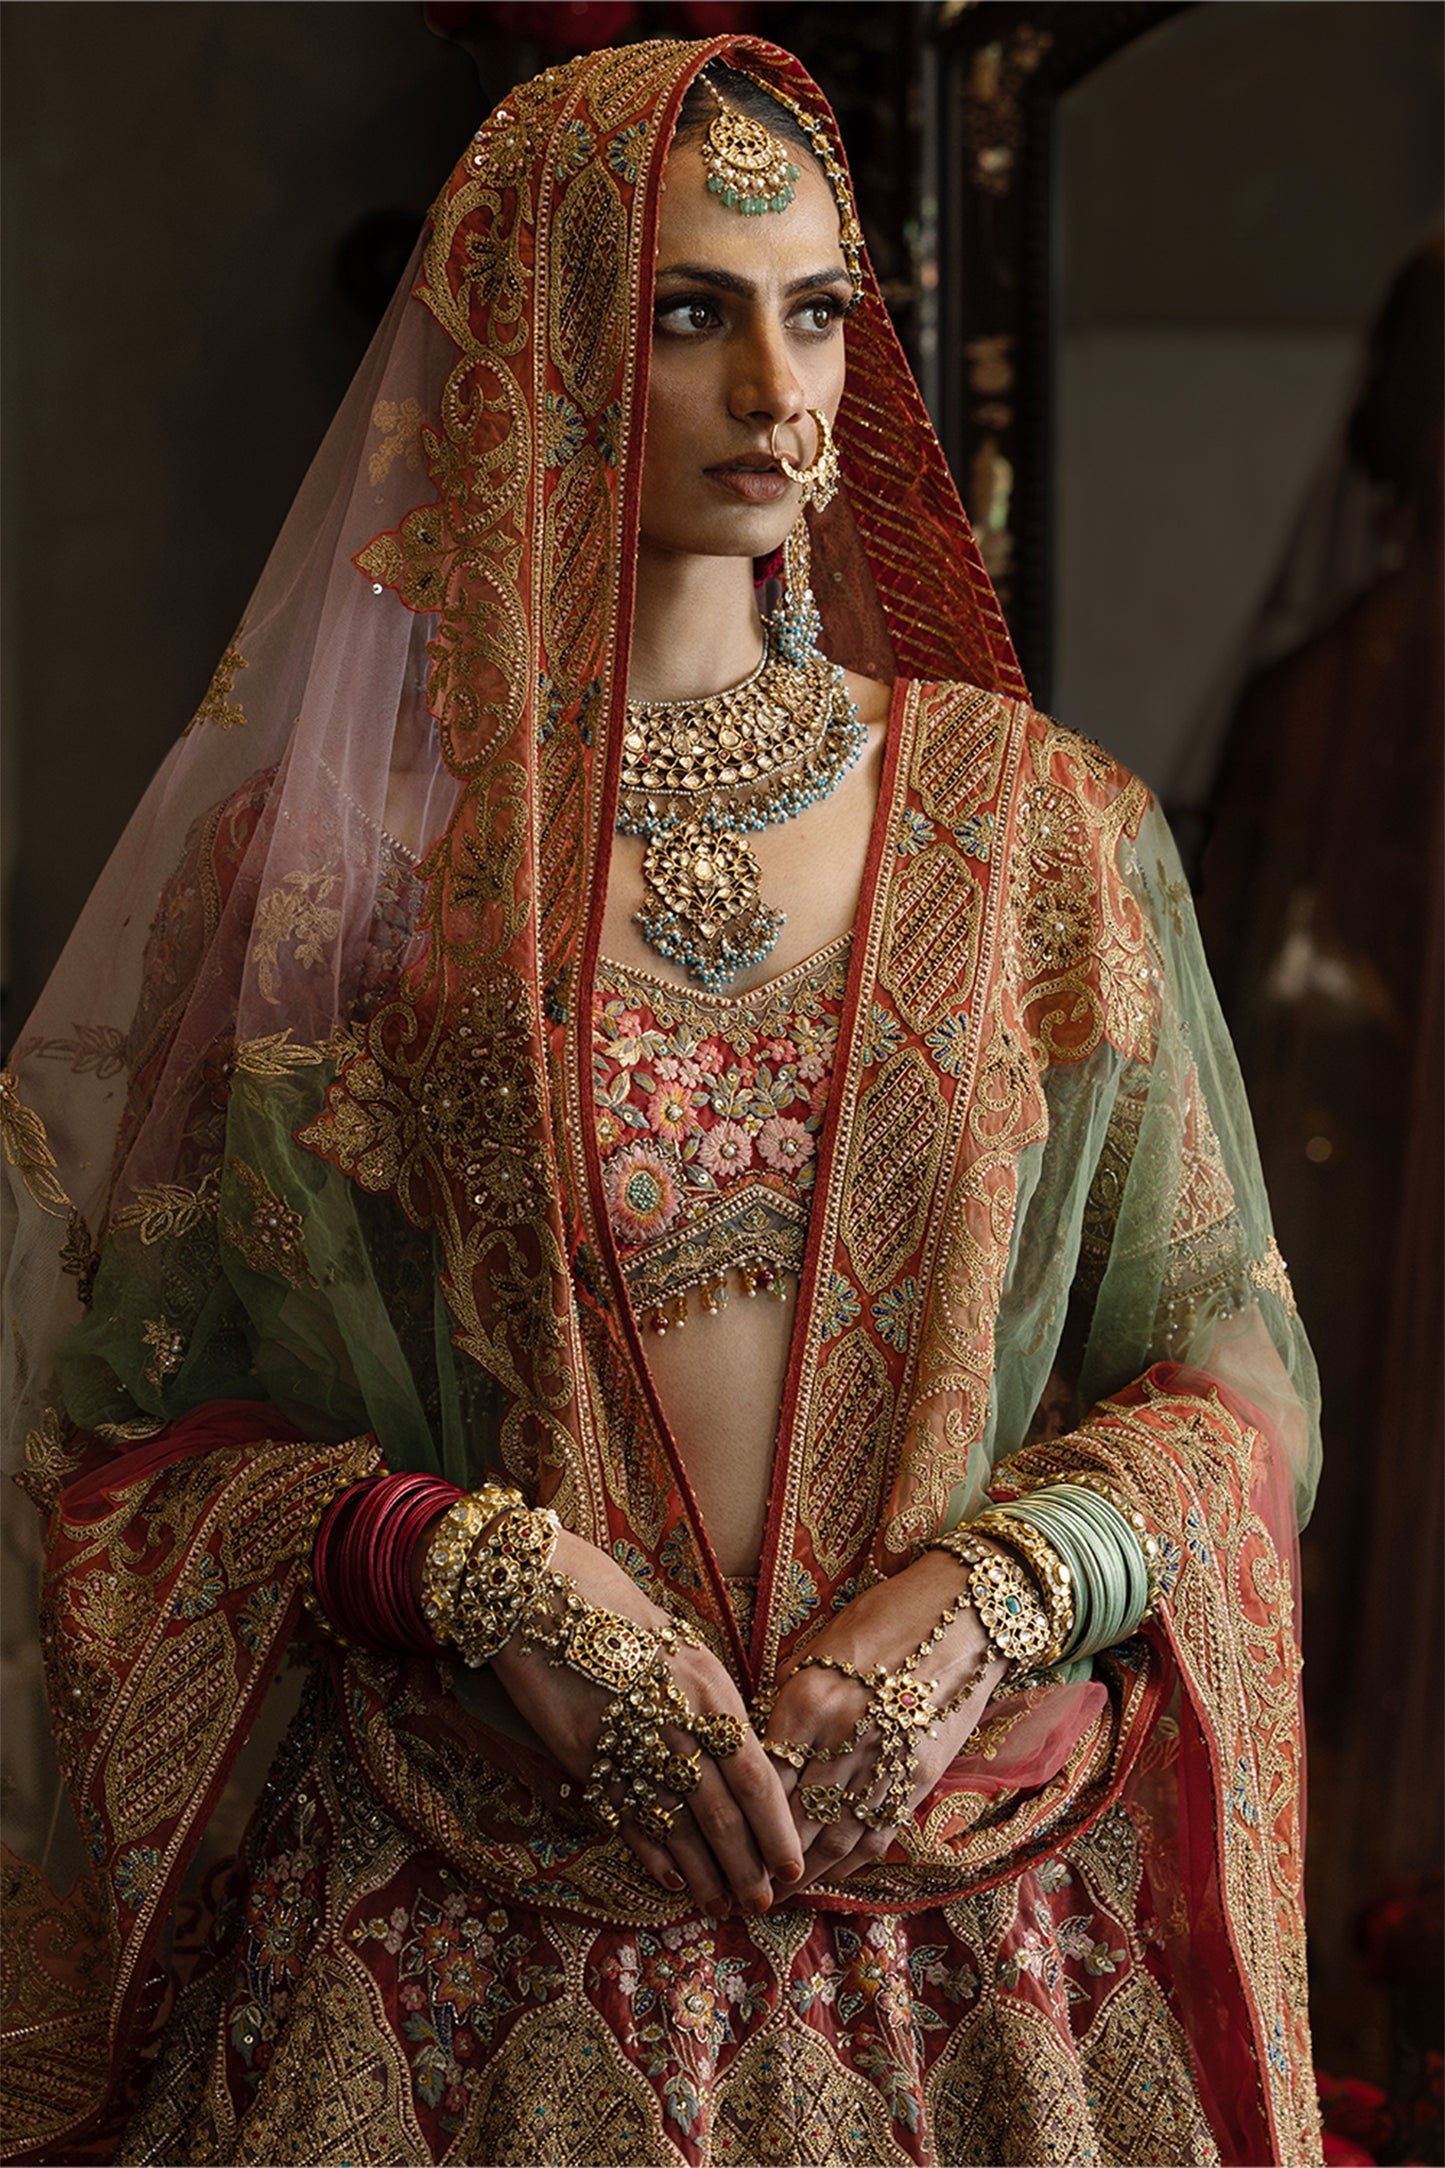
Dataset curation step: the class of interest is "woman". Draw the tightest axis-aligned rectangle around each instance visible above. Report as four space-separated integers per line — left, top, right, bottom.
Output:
1 35 1322 2167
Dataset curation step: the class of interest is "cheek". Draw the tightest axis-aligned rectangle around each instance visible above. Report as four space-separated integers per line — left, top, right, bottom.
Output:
817 342 847 417
640 373 703 497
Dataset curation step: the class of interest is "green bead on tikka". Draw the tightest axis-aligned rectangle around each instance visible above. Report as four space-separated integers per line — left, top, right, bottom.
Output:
700 92 803 220
708 167 801 216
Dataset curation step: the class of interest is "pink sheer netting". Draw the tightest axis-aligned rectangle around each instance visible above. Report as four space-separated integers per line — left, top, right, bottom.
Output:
3 250 464 1467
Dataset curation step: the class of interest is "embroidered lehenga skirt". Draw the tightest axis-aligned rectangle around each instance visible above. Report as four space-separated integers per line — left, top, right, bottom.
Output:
119 1668 1218 2168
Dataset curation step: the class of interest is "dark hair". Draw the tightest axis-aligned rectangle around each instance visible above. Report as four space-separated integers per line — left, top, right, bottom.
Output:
674 61 817 165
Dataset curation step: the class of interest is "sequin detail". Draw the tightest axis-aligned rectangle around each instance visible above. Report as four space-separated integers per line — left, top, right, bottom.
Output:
592 939 850 1332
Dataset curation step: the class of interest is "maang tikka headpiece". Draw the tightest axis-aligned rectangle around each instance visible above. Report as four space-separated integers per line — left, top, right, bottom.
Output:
698 70 867 297
699 76 801 216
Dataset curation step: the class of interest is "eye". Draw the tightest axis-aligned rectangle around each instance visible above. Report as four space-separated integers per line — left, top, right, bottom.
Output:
655 294 720 336
790 296 846 336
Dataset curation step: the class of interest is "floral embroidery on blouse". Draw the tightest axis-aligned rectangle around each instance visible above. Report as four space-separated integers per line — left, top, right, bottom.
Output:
591 938 850 1332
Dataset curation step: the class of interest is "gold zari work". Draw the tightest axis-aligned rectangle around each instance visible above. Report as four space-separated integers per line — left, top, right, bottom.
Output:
6 33 1318 2168
182 624 248 734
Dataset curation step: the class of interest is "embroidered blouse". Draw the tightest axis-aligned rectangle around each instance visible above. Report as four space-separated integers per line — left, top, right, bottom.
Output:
591 937 851 1332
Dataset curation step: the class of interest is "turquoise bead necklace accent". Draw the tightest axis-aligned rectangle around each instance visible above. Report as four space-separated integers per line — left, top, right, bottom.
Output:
617 519 863 992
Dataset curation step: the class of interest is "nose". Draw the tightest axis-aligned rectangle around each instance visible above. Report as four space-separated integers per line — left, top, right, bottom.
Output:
728 317 805 434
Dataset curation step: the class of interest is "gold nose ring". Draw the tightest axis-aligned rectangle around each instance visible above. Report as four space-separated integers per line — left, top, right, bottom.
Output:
769 408 840 509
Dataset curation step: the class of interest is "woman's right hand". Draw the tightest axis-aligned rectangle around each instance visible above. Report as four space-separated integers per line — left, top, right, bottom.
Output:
489 1531 802 1914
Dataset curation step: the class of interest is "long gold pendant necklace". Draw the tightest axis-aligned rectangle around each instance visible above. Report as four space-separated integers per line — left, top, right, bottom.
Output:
617 520 863 993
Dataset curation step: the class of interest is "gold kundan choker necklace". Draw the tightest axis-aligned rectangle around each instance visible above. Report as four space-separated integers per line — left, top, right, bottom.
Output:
618 592 862 991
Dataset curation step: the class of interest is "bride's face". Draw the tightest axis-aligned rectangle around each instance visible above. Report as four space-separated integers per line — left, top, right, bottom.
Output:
639 130 850 562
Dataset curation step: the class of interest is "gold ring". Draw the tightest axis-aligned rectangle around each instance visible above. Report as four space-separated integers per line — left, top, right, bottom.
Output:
695 1712 747 1759
635 1797 680 1841
799 1782 866 1825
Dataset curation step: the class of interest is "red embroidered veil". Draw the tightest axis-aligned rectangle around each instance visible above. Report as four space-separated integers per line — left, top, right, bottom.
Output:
2 35 1322 2166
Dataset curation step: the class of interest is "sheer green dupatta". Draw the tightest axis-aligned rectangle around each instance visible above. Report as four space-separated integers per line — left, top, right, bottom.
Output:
975 790 1319 1528
979 792 1321 2166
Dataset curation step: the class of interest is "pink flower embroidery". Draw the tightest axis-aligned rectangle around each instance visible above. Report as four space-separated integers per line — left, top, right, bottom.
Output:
696 1121 753 1180
795 1051 828 1083
694 1039 726 1075
646 1081 700 1138
604 1141 681 1243
756 1117 815 1173
760 1036 796 1065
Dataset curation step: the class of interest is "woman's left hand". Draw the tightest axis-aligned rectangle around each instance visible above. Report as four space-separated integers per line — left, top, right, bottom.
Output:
760 1548 1008 1889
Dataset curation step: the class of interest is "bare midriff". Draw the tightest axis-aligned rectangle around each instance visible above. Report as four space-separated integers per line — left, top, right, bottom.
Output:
595 672 891 1576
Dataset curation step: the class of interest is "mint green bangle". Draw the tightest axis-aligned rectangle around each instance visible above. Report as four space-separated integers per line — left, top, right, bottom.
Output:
1031 1490 1138 1653
998 1483 1148 1659
1043 1485 1146 1646
1014 1494 1124 1652
989 1495 1095 1657
1066 1485 1149 1641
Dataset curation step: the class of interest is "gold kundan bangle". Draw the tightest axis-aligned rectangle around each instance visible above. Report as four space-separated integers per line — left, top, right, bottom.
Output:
420 1482 525 1643
968 1511 1075 1665
926 1531 1056 1679
928 1517 1073 1669
449 1502 562 1667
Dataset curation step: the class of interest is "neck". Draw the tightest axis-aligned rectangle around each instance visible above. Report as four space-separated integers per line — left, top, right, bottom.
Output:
627 545 766 704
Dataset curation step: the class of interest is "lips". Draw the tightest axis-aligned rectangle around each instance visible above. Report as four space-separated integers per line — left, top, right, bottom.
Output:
706 459 791 503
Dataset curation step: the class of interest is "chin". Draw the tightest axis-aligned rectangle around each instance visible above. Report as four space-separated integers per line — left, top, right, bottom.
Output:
640 522 793 566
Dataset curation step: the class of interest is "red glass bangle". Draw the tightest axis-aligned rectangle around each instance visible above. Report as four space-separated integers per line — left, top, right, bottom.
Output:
311 1472 461 1652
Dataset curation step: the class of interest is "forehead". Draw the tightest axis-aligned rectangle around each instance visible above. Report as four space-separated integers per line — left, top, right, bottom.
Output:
655 135 845 279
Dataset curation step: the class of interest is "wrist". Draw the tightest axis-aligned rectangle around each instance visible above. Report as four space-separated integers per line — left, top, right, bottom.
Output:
905 1549 1009 1700
923 1524 1066 1678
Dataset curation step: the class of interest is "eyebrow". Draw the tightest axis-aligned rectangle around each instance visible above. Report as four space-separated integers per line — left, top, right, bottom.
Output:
654 262 851 299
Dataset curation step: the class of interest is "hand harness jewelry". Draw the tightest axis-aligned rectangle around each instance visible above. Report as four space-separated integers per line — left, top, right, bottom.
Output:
419 1489 743 1841
787 1586 991 1832
618 513 863 991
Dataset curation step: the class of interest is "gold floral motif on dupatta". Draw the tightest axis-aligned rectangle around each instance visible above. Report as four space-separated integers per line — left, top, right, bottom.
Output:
15 1400 85 1514
182 623 248 734
368 396 427 485
221 1156 317 1289
0 1067 72 1217
108 1166 221 1244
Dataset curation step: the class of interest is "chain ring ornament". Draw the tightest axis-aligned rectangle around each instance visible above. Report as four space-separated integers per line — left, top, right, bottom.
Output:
799 1781 870 1824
